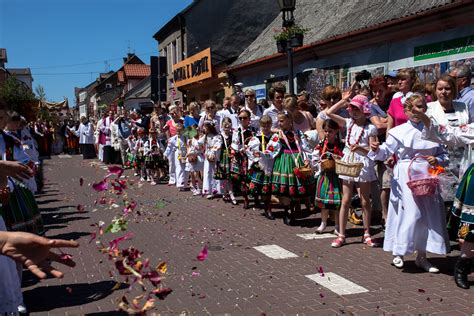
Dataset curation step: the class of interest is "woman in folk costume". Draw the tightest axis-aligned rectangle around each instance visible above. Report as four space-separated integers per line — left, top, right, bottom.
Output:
133 128 148 181
97 110 115 164
246 115 275 219
230 109 256 209
369 93 450 273
200 121 222 199
215 117 235 203
414 106 474 289
75 116 96 159
164 118 189 191
311 119 344 235
325 92 378 248
264 109 314 226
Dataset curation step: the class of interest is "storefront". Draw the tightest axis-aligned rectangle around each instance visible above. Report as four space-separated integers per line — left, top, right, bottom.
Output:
172 47 231 106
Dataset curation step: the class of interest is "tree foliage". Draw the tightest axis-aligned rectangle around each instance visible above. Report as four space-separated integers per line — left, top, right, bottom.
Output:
0 76 36 112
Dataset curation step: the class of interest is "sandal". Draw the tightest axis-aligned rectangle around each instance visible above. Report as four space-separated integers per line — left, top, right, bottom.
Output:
362 234 378 247
331 236 345 248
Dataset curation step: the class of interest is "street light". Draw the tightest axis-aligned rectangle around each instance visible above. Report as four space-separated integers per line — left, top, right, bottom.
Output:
276 0 302 96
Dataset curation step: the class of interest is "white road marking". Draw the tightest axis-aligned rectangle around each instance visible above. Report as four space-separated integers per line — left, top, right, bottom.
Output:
297 233 335 240
58 154 72 158
306 272 369 295
253 244 298 259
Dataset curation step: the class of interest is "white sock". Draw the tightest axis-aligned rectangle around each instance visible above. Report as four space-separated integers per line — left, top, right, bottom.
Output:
317 222 327 232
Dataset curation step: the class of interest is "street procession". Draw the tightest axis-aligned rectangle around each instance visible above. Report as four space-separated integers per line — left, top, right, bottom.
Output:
1 0 473 314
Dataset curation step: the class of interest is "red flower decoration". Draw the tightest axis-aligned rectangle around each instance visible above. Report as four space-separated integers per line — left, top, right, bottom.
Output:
289 186 296 195
272 136 279 142
298 186 306 194
267 145 274 152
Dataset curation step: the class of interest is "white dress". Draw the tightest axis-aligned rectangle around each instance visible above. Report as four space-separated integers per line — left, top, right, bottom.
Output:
200 134 222 195
368 121 450 256
185 137 204 172
339 118 377 183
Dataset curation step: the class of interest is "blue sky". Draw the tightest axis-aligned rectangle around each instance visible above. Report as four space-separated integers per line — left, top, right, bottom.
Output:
0 0 192 105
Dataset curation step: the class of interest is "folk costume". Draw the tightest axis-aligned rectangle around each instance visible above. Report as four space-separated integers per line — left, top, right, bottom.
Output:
0 131 44 236
134 136 148 179
246 132 273 196
312 138 343 209
185 137 204 173
214 130 232 181
230 126 255 191
265 129 314 198
339 118 378 183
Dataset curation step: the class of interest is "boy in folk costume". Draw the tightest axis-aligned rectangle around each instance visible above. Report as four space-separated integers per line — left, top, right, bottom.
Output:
164 118 189 191
246 115 275 219
133 128 148 181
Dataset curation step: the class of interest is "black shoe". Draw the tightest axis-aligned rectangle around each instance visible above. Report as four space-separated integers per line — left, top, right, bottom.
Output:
454 257 472 289
264 209 275 220
283 208 293 225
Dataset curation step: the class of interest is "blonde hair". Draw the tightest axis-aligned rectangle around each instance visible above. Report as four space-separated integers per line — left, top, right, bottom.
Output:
283 95 298 112
403 93 426 111
397 68 422 92
259 115 272 126
188 102 199 111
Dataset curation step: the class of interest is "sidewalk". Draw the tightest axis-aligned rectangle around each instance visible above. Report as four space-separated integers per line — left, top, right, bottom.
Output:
24 155 474 315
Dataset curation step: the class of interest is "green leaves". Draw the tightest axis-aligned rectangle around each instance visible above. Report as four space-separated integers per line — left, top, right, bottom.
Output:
105 217 128 233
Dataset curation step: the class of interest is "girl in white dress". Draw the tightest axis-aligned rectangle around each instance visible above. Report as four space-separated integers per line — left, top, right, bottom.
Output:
325 94 378 248
369 94 450 272
200 122 222 199
185 129 204 195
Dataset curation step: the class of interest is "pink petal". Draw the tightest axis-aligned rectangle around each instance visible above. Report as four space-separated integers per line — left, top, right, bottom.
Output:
197 245 208 261
109 232 134 251
92 180 108 192
60 253 73 261
108 166 124 177
89 232 97 243
152 287 173 300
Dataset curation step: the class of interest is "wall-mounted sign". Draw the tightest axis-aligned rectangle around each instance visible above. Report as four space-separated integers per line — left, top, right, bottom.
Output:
414 35 474 61
172 48 212 88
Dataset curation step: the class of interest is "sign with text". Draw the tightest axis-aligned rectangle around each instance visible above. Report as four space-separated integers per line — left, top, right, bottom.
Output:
172 48 212 88
414 35 474 61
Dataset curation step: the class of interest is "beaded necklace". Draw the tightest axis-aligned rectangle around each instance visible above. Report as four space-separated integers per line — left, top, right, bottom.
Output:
346 121 365 147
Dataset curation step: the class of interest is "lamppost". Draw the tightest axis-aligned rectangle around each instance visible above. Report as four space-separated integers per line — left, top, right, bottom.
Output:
276 0 303 96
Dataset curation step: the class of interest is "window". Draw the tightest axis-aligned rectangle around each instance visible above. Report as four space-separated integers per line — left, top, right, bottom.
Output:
172 40 177 65
79 91 87 102
105 83 113 89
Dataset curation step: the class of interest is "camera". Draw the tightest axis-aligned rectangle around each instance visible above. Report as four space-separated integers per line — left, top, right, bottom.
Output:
355 70 372 82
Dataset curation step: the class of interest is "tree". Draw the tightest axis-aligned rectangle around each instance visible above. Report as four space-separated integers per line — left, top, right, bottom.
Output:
0 76 36 113
35 85 47 101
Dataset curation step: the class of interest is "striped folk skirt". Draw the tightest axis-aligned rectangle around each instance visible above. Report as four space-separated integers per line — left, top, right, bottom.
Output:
315 171 342 209
447 163 474 242
271 151 314 198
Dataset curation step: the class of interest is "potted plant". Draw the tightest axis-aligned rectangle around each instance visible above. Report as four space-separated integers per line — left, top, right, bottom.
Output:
274 29 289 53
287 24 308 48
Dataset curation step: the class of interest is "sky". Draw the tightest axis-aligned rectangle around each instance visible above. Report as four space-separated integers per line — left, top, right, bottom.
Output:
0 0 193 105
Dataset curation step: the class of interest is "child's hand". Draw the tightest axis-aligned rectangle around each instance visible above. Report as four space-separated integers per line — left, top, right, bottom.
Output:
426 156 438 166
350 144 359 152
370 140 380 152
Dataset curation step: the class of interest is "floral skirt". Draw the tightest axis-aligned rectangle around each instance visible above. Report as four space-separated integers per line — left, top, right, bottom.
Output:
249 165 271 196
447 163 474 242
230 152 248 182
271 152 314 198
315 171 342 209
1 180 44 235
215 149 231 180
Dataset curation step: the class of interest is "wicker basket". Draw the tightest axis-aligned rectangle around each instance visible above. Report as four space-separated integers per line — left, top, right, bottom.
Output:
406 156 439 197
321 153 338 172
335 153 363 177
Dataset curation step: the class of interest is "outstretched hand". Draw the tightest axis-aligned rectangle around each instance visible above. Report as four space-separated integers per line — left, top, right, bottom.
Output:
0 231 79 279
0 161 34 181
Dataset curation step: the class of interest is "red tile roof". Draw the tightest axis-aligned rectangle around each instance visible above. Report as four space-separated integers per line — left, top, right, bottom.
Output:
117 70 125 83
123 64 150 78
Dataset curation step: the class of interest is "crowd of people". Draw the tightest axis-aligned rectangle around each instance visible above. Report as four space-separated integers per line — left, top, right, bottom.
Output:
1 64 473 312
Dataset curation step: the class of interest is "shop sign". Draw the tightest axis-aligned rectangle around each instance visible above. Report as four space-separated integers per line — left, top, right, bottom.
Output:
172 48 212 88
255 88 266 101
414 35 474 61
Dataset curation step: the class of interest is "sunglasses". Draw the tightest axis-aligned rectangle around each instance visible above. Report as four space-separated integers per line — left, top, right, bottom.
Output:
239 116 249 120
245 95 255 98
